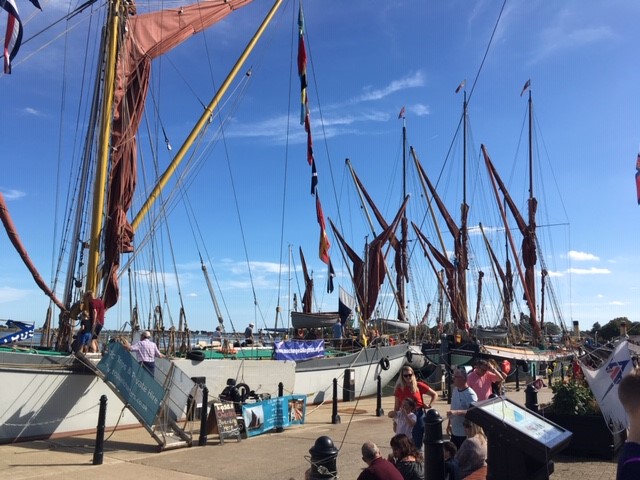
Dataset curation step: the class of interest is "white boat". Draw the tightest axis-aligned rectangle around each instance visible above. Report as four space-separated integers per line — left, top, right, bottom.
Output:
0 1 409 445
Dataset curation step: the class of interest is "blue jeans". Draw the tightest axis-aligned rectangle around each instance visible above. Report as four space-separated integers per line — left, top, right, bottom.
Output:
412 408 425 449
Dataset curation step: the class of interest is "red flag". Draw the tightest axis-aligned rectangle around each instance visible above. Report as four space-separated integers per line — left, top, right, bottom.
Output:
398 106 405 119
520 79 531 97
297 5 307 125
315 192 325 230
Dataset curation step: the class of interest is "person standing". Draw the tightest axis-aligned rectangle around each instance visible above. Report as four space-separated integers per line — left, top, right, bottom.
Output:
332 319 343 348
446 367 478 449
393 398 417 437
244 322 254 345
389 366 438 450
83 291 106 353
212 326 222 342
128 331 164 375
467 359 506 401
617 368 640 480
357 441 404 480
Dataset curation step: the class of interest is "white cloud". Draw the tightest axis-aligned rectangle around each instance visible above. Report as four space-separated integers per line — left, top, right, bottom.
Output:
357 71 425 102
529 10 614 64
410 104 430 117
568 250 599 262
568 267 611 275
0 189 25 200
0 287 29 304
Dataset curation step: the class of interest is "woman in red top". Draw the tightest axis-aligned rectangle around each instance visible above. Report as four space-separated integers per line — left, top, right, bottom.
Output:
390 366 437 449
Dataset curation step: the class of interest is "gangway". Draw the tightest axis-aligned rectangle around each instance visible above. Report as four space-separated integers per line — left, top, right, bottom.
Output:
77 342 200 450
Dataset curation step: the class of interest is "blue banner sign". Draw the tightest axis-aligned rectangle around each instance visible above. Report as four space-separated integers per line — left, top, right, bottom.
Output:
274 340 324 361
0 320 35 344
242 395 306 437
97 342 164 426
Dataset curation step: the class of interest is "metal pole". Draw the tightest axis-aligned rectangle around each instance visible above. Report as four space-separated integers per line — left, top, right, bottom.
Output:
424 409 445 480
331 378 341 424
198 386 208 446
276 382 284 433
376 375 384 417
93 395 107 465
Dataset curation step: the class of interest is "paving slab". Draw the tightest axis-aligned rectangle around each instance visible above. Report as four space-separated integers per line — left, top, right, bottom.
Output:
0 384 617 480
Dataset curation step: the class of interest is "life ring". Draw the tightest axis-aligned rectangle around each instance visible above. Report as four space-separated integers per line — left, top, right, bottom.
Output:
235 383 250 403
405 350 414 364
186 350 206 362
379 357 390 371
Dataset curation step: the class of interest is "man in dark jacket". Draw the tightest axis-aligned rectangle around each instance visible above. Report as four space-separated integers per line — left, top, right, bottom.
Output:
357 442 403 480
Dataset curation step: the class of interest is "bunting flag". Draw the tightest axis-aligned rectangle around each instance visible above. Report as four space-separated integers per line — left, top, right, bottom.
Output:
520 79 531 97
635 152 640 205
310 158 318 195
297 5 308 125
455 80 466 94
326 259 335 294
580 340 632 434
319 229 331 265
315 191 325 230
2 0 22 74
398 106 405 119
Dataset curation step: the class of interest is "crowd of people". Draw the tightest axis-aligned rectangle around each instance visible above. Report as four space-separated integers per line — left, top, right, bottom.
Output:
365 360 506 480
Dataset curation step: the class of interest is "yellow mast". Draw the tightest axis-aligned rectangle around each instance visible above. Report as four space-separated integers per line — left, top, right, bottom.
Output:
86 0 122 294
132 0 284 232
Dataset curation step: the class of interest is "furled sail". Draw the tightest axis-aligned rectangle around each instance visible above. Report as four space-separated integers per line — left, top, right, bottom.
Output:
330 196 409 322
102 0 253 308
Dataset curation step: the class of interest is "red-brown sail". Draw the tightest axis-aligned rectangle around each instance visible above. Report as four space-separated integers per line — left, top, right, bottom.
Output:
102 0 253 308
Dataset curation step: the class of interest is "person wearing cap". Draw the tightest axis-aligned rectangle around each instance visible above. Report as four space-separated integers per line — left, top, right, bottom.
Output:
244 323 254 345
128 330 165 375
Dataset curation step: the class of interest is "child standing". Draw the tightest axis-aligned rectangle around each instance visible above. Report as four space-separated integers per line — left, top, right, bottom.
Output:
393 397 417 437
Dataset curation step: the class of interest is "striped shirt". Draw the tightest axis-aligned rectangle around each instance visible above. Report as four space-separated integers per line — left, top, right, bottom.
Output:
130 338 162 363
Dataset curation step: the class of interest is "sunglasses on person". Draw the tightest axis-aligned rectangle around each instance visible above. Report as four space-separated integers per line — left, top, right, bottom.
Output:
403 372 413 378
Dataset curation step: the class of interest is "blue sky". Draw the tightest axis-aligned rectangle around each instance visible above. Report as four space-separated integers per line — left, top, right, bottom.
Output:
1 0 639 335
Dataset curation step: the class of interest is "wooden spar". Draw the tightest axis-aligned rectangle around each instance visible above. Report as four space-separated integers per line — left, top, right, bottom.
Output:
86 0 122 294
345 159 406 321
131 0 284 232
481 144 541 339
410 146 448 255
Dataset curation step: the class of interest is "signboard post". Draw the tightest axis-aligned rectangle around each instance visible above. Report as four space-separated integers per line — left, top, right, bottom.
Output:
466 396 573 480
208 401 241 444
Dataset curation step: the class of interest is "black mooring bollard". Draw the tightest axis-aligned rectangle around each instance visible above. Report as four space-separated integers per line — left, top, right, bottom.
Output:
331 378 341 424
276 382 284 433
376 375 384 417
309 435 338 480
525 383 539 413
93 395 107 465
424 409 445 480
198 386 208 445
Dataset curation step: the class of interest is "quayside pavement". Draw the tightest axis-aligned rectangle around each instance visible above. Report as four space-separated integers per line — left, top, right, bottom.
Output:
0 386 617 480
